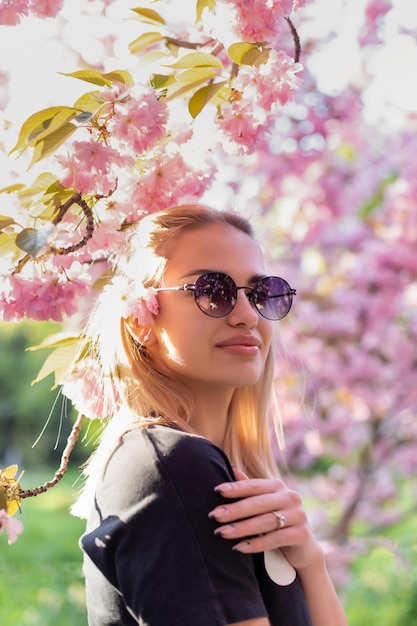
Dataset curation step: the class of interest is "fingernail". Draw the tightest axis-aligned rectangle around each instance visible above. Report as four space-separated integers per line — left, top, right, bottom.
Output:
214 482 232 492
214 524 235 536
232 540 251 552
208 506 229 519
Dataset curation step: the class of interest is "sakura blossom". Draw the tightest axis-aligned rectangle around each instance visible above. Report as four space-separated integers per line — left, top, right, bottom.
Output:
0 509 24 544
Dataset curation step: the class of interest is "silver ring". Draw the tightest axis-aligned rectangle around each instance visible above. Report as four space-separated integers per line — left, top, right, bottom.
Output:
272 511 286 529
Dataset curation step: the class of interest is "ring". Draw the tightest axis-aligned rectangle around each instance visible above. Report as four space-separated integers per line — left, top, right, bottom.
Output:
272 511 286 529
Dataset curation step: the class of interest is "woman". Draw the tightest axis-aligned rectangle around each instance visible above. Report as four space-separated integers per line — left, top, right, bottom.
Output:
74 204 347 625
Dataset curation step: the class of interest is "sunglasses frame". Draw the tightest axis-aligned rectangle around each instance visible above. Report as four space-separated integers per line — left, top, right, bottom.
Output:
156 272 296 321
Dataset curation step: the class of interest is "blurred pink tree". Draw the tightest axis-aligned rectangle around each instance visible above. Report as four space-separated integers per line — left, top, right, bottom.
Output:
0 0 416 588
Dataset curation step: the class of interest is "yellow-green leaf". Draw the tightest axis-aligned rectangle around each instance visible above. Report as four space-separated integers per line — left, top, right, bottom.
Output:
103 70 134 86
0 232 18 256
18 172 59 198
0 183 25 194
164 67 216 102
0 216 15 230
131 7 166 25
74 91 103 113
27 332 82 352
165 52 223 69
149 73 176 90
196 0 216 22
188 80 228 118
6 497 21 516
0 489 7 511
228 42 270 66
129 31 165 55
9 107 80 157
60 70 113 87
0 465 18 480
31 343 80 387
28 122 77 168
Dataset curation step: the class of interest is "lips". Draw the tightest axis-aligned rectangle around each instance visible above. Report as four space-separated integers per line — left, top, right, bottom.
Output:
216 335 261 348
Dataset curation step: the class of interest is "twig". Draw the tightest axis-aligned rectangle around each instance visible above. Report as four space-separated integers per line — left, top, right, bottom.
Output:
19 413 85 499
285 17 301 63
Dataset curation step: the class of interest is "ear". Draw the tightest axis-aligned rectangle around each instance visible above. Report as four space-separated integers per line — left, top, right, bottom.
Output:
124 317 157 347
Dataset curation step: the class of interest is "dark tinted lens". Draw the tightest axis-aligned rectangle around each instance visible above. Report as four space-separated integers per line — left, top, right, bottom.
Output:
252 277 294 320
194 273 237 317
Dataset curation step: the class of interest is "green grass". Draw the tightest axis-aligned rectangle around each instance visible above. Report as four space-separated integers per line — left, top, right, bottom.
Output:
344 527 417 625
0 470 87 626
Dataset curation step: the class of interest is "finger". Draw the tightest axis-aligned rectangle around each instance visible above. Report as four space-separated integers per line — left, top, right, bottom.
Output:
214 477 285 498
232 467 249 481
214 510 289 541
209 493 284 523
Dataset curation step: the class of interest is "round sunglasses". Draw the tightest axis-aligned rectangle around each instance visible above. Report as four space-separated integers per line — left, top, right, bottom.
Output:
156 272 296 320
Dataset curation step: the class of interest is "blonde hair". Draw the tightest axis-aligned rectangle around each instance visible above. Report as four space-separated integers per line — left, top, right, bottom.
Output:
72 204 281 516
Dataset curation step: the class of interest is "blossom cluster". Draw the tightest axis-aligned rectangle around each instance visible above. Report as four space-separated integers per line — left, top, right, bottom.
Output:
0 0 63 25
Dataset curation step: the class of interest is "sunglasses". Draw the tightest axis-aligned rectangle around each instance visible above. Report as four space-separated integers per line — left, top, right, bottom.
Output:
156 272 296 320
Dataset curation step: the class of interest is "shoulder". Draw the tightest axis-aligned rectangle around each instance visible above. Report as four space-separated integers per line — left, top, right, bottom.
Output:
104 425 229 471
95 425 234 513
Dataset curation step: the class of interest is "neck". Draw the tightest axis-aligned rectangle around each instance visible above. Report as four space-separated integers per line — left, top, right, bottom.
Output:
187 385 235 448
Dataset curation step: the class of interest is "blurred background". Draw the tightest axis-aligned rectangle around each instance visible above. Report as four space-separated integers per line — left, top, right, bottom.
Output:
1 0 417 624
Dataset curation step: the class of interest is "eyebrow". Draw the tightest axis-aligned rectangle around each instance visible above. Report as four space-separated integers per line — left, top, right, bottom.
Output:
180 269 267 283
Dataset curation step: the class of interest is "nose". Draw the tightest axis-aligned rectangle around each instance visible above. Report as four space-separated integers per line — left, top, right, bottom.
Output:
227 288 259 327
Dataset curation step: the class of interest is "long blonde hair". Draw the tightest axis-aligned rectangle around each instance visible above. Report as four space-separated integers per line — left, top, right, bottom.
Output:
72 204 281 516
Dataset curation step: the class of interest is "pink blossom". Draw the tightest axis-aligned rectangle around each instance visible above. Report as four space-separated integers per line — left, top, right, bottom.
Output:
61 358 116 420
57 140 133 196
30 0 63 18
216 101 264 154
225 0 294 41
100 276 159 325
0 0 29 25
360 0 392 46
235 51 302 112
0 509 24 544
0 274 88 322
108 92 169 155
124 153 211 218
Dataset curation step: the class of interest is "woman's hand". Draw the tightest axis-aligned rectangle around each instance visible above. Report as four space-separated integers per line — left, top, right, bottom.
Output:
208 468 322 572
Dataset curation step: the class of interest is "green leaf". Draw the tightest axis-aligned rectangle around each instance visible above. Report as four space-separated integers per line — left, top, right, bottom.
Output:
0 232 18 256
0 182 25 194
129 31 165 55
196 0 216 22
0 490 7 511
20 172 59 197
15 226 52 257
164 67 217 102
228 42 270 66
9 107 80 157
28 331 82 351
31 343 80 388
0 216 15 230
188 81 228 118
165 52 223 69
59 70 112 87
73 91 103 114
28 122 77 168
131 7 166 25
60 69 133 87
358 172 398 219
103 70 134 86
149 73 176 90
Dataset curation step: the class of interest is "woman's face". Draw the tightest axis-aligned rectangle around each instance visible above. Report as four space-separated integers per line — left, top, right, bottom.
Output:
148 222 274 396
